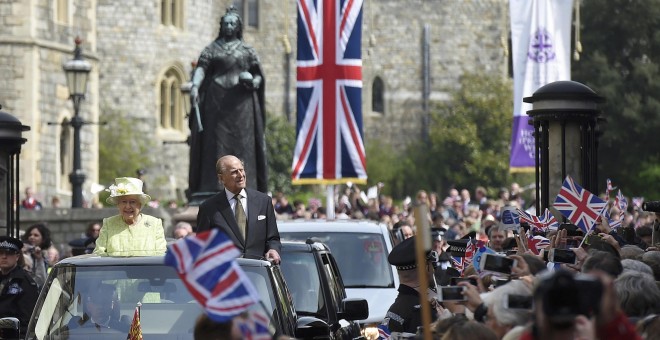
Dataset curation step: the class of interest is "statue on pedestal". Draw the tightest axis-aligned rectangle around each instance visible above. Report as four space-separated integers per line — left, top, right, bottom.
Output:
188 6 267 201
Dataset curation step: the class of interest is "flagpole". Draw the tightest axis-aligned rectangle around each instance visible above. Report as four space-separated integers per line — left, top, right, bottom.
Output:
326 185 336 220
137 301 141 320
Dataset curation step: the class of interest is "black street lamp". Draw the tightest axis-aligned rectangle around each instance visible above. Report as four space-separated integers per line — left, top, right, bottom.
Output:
62 37 91 208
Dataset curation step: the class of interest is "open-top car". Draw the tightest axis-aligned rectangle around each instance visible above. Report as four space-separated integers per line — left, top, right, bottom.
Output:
6 254 329 340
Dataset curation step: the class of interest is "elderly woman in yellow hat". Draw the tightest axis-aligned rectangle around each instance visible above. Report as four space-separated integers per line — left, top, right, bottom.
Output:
93 177 166 256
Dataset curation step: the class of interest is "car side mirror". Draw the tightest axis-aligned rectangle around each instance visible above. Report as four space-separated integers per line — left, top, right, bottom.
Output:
295 316 330 339
0 317 20 340
339 298 369 321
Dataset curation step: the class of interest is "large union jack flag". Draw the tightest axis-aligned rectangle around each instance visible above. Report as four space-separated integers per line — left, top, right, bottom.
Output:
164 230 260 322
553 175 607 233
292 0 367 184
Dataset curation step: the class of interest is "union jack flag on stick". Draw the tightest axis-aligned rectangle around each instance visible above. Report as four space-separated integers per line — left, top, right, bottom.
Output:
553 175 607 234
517 208 559 231
609 190 628 229
164 230 260 322
605 178 615 201
292 0 367 184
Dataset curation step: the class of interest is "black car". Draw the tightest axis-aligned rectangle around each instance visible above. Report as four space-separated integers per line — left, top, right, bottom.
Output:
0 255 331 340
280 240 369 340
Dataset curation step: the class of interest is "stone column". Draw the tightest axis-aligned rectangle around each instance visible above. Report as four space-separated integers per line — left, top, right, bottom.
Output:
524 81 604 214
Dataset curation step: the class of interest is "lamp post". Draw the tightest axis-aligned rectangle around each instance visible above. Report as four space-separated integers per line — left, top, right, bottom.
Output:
62 37 91 208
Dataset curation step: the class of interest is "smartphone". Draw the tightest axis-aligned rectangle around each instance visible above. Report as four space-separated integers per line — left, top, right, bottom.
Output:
548 248 577 264
480 253 516 275
505 294 534 310
449 277 478 286
506 249 518 256
437 286 466 301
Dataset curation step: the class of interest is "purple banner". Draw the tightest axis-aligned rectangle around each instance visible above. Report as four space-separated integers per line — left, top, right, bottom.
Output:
509 115 536 170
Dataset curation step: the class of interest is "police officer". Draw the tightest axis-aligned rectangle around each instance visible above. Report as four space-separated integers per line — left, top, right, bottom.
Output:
381 236 438 335
0 236 39 335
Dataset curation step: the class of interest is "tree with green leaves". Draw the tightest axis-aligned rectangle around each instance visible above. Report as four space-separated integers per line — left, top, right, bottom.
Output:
265 114 298 195
574 0 660 198
426 73 515 195
367 72 519 199
98 108 155 203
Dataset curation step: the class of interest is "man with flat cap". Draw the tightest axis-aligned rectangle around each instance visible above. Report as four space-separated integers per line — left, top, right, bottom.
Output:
380 236 438 335
0 236 39 335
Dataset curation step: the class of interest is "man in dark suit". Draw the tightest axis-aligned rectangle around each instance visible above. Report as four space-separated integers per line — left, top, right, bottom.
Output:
196 155 281 264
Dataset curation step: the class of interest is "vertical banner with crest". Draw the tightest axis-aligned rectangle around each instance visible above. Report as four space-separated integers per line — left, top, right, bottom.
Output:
509 0 574 171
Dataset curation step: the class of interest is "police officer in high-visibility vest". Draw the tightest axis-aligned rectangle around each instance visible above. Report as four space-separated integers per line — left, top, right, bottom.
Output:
0 236 39 335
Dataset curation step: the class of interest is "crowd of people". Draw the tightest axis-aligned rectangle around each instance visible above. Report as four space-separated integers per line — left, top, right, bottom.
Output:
7 175 660 339
269 183 660 339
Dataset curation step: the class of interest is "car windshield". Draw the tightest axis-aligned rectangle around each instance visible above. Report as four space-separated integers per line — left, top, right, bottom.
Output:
280 232 395 288
25 263 277 340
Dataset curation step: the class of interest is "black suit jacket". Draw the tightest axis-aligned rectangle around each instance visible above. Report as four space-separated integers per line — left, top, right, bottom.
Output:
196 188 281 258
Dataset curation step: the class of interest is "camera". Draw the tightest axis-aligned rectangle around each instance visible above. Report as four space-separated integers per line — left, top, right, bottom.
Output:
537 270 603 325
643 201 660 213
437 286 466 301
480 253 516 275
548 249 577 265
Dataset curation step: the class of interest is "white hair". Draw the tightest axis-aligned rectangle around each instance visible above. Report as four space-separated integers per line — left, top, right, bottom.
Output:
621 259 653 276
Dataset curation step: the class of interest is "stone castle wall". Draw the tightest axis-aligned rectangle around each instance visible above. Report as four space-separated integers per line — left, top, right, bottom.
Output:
1 0 508 206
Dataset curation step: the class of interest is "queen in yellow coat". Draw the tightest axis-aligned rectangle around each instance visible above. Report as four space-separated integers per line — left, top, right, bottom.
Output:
94 177 166 257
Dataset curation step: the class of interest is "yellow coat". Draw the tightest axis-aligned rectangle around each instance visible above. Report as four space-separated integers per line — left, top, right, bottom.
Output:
93 214 166 256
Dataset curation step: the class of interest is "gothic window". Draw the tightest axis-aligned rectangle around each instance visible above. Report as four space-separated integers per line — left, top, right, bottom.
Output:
59 118 72 191
161 0 183 28
372 76 385 114
55 0 70 25
233 0 259 28
159 68 185 131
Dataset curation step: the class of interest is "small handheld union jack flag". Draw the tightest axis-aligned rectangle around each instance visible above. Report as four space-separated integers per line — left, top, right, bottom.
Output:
377 323 391 340
164 229 261 322
605 178 615 201
517 208 559 231
527 234 551 255
553 175 607 234
608 190 628 229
